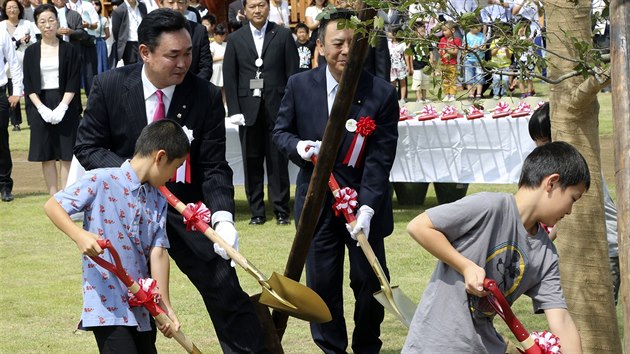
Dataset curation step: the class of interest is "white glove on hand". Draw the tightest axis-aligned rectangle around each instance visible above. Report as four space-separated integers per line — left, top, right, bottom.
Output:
346 205 375 245
229 114 246 126
37 104 53 123
51 102 69 125
213 221 239 267
296 140 321 161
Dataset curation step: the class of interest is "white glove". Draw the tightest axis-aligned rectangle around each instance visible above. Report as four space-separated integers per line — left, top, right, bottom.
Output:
296 140 321 161
213 221 239 267
229 113 246 126
346 205 375 245
51 102 69 125
37 104 53 123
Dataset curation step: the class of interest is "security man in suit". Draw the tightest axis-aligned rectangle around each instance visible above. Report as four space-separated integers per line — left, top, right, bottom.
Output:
111 0 147 65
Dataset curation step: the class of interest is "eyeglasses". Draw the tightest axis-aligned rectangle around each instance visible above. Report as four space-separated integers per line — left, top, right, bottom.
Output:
37 18 58 25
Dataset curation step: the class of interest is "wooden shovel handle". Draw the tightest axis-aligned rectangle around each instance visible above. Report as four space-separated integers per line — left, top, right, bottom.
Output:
154 313 202 354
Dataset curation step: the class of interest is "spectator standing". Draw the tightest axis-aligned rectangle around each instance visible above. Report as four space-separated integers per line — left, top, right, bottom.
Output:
463 23 485 98
92 0 110 74
295 22 314 71
514 23 535 98
304 0 329 66
387 30 408 102
273 10 399 352
111 0 147 65
223 0 298 226
410 22 433 102
24 4 81 196
489 29 512 99
201 13 216 40
73 9 268 352
0 22 23 202
268 0 289 28
19 0 33 22
228 0 246 31
210 23 226 104
438 21 460 102
67 0 99 96
1 0 36 132
188 0 207 17
480 0 513 39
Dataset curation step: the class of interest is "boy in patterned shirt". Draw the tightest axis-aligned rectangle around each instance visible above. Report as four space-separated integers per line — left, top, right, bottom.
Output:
45 120 189 353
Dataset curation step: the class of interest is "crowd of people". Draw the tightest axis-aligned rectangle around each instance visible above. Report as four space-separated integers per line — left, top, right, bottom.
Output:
0 0 617 353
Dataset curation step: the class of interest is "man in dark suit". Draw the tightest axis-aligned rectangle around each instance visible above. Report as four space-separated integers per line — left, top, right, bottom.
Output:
160 0 212 80
74 9 267 353
223 0 298 226
272 9 399 354
111 0 147 65
227 0 246 31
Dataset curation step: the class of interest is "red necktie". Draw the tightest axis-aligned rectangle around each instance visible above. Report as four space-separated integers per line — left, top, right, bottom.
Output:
152 89 165 122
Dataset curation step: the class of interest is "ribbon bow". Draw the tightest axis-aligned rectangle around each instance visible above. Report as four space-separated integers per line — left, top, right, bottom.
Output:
495 101 510 113
514 101 531 113
420 104 437 116
128 278 161 307
531 331 561 353
356 116 376 137
399 107 413 120
441 105 460 120
332 187 358 217
182 201 212 231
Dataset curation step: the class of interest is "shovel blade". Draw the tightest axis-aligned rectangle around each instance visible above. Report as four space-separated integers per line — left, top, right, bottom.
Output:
374 285 417 328
259 272 332 323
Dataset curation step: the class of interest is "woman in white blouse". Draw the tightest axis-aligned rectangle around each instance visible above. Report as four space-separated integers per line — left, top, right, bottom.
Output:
268 0 290 28
0 0 37 131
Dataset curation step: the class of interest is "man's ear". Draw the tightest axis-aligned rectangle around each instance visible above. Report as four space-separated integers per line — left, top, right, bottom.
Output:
316 38 325 56
139 44 151 61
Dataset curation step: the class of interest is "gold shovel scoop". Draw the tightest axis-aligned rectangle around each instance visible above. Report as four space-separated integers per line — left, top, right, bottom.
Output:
159 186 332 324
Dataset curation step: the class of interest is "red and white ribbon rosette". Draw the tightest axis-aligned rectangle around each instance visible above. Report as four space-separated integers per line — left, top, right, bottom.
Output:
466 105 485 119
399 107 414 121
182 201 212 232
531 331 561 353
492 101 511 118
440 105 461 120
332 187 358 217
511 101 532 117
128 278 161 307
417 104 438 121
171 126 194 183
343 116 376 168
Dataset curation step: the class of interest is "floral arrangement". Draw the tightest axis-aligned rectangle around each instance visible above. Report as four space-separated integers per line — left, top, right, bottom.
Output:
492 101 511 118
511 101 532 117
417 104 439 121
440 105 461 120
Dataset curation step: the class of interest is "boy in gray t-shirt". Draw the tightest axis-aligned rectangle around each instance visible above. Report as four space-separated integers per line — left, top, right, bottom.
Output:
403 142 589 354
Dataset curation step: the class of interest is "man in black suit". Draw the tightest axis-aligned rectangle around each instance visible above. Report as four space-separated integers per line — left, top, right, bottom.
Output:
273 9 399 354
74 9 267 353
227 0 246 31
111 0 147 65
223 0 298 226
160 0 212 80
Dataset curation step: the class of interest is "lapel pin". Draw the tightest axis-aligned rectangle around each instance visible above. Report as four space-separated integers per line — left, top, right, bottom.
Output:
177 113 182 119
182 105 187 109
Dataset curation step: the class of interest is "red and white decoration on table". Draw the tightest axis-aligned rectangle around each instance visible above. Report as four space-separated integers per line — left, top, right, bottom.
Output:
417 104 439 121
399 107 414 121
182 201 212 231
343 116 376 168
466 105 485 119
511 102 532 117
440 105 461 120
128 278 161 307
492 101 511 118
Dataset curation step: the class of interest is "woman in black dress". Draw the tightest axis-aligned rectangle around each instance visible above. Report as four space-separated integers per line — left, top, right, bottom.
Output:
24 4 80 196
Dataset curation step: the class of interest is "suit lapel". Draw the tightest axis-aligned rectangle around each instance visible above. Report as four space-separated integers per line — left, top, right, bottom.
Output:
241 25 259 59
123 66 147 134
168 75 193 123
261 22 278 58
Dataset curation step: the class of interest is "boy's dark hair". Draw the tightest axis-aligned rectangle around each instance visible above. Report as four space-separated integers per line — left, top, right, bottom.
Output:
518 141 590 191
201 13 217 25
318 8 355 43
295 22 309 33
138 8 191 52
134 120 190 162
214 23 227 36
528 102 551 142
34 3 57 22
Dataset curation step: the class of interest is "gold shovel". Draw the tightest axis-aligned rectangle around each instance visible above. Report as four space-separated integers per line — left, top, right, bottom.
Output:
159 186 332 324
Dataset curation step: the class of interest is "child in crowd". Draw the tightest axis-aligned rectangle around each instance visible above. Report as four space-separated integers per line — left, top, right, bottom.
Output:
438 21 461 102
410 23 434 102
44 120 190 353
201 13 217 41
529 102 620 305
490 28 513 99
295 22 314 72
210 24 227 105
515 22 536 98
463 23 486 99
403 140 588 353
388 30 409 102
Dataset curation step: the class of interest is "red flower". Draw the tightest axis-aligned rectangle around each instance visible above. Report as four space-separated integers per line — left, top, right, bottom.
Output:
356 116 376 137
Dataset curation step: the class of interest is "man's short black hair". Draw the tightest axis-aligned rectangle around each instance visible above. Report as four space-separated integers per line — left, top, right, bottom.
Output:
138 8 191 52
295 22 308 33
134 120 190 162
318 8 355 43
528 102 551 142
518 141 590 191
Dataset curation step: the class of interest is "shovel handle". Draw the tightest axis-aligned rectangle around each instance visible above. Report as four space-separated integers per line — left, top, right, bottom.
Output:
154 313 202 354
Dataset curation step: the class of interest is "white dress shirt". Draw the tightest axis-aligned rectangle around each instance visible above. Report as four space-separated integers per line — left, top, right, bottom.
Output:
125 0 142 42
0 29 23 94
142 65 175 124
249 20 268 58
325 65 339 115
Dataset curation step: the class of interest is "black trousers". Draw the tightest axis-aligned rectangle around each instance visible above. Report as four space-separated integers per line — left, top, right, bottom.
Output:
92 325 157 354
6 79 21 126
122 41 140 66
238 102 290 218
165 208 268 353
305 198 387 354
81 45 98 96
0 86 12 194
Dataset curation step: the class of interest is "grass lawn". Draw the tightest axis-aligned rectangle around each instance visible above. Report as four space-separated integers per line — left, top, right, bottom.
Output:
0 84 622 353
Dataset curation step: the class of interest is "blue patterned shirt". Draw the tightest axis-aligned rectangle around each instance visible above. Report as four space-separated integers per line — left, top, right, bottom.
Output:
55 160 169 332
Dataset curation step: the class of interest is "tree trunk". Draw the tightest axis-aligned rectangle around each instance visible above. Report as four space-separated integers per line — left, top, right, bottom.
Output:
544 0 622 352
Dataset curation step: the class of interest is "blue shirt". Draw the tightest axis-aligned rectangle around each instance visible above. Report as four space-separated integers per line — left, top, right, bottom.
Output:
465 32 486 63
55 160 169 331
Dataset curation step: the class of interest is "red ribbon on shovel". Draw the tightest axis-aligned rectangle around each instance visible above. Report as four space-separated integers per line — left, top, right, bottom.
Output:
90 239 202 354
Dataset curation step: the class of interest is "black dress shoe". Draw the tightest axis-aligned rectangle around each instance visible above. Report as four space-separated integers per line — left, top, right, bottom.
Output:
249 216 266 225
276 213 291 225
1 190 14 202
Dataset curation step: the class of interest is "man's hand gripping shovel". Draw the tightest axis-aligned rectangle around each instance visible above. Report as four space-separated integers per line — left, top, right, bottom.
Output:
159 186 332 324
90 239 202 354
310 154 417 327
